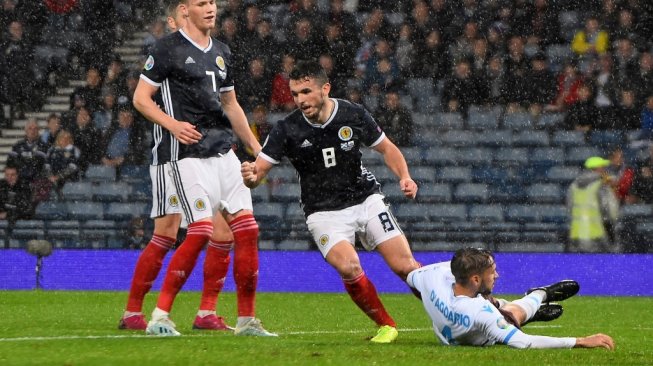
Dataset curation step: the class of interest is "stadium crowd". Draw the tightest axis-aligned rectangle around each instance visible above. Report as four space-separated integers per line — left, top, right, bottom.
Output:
1 0 652 252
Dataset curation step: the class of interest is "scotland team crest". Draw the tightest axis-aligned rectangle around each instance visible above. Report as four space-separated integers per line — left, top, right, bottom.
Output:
194 199 207 211
144 55 154 70
319 234 329 246
215 56 225 70
338 126 353 141
168 195 179 207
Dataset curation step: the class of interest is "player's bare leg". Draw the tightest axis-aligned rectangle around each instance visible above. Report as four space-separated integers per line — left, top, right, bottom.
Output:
375 235 421 281
225 209 276 336
326 241 397 343
120 214 182 330
194 213 234 331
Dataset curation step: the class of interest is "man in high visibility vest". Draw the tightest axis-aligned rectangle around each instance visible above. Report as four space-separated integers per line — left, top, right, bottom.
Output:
567 156 620 252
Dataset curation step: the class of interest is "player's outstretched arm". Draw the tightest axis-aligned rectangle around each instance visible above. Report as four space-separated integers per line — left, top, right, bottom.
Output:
222 90 262 156
241 158 273 189
372 137 417 199
133 79 201 145
575 333 615 350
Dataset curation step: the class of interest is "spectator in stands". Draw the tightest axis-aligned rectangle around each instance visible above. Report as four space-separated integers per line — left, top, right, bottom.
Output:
0 20 35 119
613 37 639 85
633 52 653 107
326 0 358 43
44 130 80 197
40 112 62 148
69 106 101 172
611 8 646 51
142 19 166 56
238 57 272 113
238 3 261 43
561 84 599 132
375 88 413 147
591 53 619 128
103 54 129 99
319 54 346 99
636 95 653 141
394 23 415 78
571 16 609 68
548 61 584 112
126 216 148 249
0 165 33 225
502 36 530 112
605 147 635 203
628 144 653 204
324 22 356 82
428 0 454 44
270 53 296 112
448 20 479 65
567 156 620 253
242 18 281 75
527 0 562 47
524 52 557 118
70 67 103 115
363 39 401 96
411 29 448 81
611 89 641 131
484 55 505 105
93 90 117 133
441 58 484 118
469 38 489 80
7 118 48 182
101 104 145 169
286 17 325 62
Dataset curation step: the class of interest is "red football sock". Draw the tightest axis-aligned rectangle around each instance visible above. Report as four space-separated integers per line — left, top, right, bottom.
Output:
199 240 232 311
343 272 396 327
125 235 175 313
157 221 213 312
230 214 259 317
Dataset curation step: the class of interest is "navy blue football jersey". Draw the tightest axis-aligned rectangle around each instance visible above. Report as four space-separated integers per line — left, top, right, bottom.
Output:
141 29 235 162
260 99 384 216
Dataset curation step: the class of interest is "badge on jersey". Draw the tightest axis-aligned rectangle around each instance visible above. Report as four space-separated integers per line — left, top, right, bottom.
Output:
319 234 329 246
338 126 353 141
144 55 154 71
496 318 510 329
216 56 226 70
194 199 207 211
168 195 179 207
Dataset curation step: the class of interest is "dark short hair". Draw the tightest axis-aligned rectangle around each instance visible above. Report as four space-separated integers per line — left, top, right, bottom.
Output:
450 247 495 285
289 60 329 85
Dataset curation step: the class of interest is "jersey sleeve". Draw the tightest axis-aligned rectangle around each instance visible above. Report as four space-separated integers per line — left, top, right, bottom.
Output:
259 122 287 164
476 304 576 349
406 262 451 290
140 42 169 87
219 44 235 93
360 108 385 147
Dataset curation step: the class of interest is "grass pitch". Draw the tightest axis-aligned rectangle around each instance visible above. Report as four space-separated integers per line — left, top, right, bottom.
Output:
0 291 650 365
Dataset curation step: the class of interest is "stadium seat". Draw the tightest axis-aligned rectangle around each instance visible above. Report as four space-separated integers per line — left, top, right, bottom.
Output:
13 220 45 230
441 130 477 147
34 201 69 220
513 130 550 147
252 202 284 224
411 130 442 147
477 130 513 147
436 167 472 183
538 205 567 224
530 148 565 166
454 183 489 203
360 149 385 166
68 202 104 220
382 183 410 203
458 148 494 167
93 182 131 202
84 165 116 182
435 112 464 130
428 204 467 223
410 166 436 183
424 147 459 166
537 113 565 129
495 147 530 166
488 182 526 203
551 130 586 147
469 204 504 223
467 110 499 130
61 181 94 202
266 165 298 183
400 146 423 164
588 130 625 149
372 167 398 183
566 146 602 165
11 228 45 239
276 240 312 251
502 112 533 130
416 183 452 203
270 182 301 202
406 78 435 113
394 203 431 223
129 181 151 202
526 183 563 203
104 203 147 220
546 166 580 184
620 204 653 222
472 167 509 185
250 185 270 202
119 165 149 183
506 204 540 223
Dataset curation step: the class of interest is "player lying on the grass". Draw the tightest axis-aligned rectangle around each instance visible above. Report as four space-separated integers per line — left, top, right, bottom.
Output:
407 247 615 350
119 1 234 333
241 60 421 343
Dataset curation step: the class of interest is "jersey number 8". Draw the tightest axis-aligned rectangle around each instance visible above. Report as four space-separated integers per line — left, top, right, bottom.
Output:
322 147 336 168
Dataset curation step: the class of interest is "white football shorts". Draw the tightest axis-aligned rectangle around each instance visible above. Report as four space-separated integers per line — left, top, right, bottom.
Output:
149 163 182 218
168 150 253 224
306 194 403 258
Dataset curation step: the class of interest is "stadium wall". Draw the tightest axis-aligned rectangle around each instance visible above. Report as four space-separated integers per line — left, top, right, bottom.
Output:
1 250 651 296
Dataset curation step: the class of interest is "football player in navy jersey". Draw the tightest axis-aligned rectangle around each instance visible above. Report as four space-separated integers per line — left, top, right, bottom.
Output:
241 60 421 343
133 0 275 337
119 1 237 333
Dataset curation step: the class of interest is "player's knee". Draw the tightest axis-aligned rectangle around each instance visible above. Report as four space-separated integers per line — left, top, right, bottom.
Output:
391 259 421 281
336 260 363 279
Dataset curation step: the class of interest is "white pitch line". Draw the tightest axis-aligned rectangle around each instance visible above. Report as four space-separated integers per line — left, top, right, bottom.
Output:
0 326 568 343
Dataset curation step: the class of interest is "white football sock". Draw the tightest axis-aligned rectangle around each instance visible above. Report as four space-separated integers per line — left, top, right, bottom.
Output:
237 316 254 328
151 307 169 321
512 290 545 321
